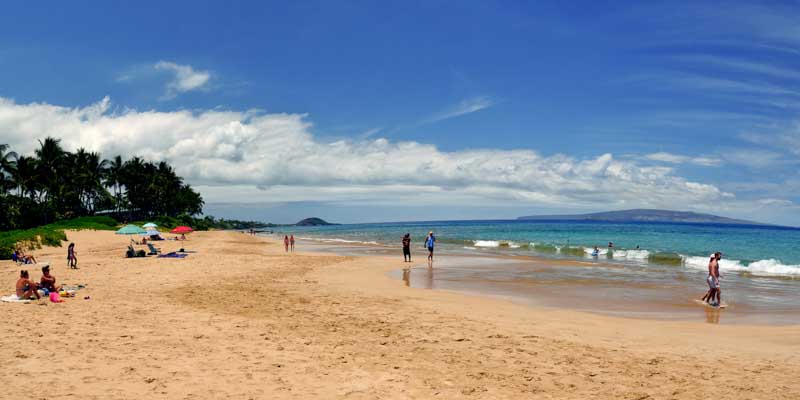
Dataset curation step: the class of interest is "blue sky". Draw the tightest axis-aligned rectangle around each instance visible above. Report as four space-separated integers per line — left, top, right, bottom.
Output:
1 1 799 224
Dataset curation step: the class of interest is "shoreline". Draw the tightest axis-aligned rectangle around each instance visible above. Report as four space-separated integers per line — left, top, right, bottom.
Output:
1 230 798 398
290 236 800 326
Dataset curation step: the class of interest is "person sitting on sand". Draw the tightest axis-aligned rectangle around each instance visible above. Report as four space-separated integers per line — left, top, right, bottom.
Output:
15 270 40 300
40 265 62 293
15 248 37 264
67 243 78 269
402 233 412 262
180 233 186 240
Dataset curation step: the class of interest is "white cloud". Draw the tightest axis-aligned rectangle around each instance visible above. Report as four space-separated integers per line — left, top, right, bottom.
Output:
0 96 738 212
722 148 785 169
645 152 721 167
153 61 211 99
423 96 493 124
757 198 794 207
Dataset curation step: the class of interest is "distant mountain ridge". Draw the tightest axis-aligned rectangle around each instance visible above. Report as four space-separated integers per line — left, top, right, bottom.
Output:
518 209 771 226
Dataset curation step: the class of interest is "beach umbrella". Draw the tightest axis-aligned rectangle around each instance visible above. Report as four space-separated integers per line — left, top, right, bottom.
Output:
116 224 147 235
141 229 160 236
142 222 158 228
171 226 193 234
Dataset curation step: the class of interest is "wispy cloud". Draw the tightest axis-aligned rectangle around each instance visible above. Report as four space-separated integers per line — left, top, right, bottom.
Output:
644 152 721 167
154 61 211 100
673 54 800 81
423 96 493 124
358 127 382 140
723 148 786 169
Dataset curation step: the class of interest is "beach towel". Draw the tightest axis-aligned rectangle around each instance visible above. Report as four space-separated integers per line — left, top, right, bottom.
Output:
1 295 31 303
158 252 188 258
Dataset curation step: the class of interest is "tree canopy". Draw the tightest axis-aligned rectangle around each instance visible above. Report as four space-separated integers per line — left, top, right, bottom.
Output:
0 138 204 230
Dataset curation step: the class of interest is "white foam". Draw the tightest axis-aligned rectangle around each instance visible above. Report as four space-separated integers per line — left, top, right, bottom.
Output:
683 256 800 276
584 247 608 256
612 249 650 259
508 242 522 249
463 246 477 250
474 240 500 248
745 259 800 276
308 237 381 245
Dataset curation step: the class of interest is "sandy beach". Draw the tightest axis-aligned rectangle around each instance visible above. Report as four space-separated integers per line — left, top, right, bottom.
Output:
1 229 799 399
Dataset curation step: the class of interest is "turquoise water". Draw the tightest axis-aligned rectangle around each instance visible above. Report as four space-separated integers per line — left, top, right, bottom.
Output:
286 220 800 277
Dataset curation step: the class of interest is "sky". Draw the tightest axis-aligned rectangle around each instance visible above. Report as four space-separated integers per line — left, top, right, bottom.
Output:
1 1 799 225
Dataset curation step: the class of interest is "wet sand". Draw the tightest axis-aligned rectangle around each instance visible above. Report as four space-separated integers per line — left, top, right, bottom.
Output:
301 239 800 325
1 230 799 399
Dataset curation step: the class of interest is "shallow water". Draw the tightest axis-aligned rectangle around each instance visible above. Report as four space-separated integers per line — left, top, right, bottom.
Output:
284 220 800 277
289 238 800 325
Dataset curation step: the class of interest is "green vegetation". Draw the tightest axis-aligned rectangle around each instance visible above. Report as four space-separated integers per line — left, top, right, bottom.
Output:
0 138 204 231
0 139 284 258
130 215 279 232
0 216 118 259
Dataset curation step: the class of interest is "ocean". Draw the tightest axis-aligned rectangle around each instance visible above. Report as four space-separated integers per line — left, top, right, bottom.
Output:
287 220 800 274
276 220 800 324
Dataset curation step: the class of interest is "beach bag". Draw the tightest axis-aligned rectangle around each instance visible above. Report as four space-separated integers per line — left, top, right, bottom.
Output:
49 292 65 303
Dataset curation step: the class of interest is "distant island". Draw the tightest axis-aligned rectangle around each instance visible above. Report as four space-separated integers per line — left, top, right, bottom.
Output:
295 217 336 226
518 209 772 226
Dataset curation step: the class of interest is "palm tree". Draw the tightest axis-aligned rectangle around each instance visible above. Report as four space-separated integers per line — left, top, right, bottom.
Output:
9 155 39 200
104 155 124 214
34 137 66 211
0 144 17 195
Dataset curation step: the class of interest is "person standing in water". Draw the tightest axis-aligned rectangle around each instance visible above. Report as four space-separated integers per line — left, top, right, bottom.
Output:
283 235 289 252
402 233 411 262
702 252 722 306
289 235 295 252
425 231 436 266
67 243 77 269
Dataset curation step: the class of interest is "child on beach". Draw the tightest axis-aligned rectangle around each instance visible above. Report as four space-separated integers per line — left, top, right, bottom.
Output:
67 243 77 269
402 233 411 262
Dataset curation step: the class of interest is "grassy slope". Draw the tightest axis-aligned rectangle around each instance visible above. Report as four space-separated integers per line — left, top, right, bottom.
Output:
0 216 119 259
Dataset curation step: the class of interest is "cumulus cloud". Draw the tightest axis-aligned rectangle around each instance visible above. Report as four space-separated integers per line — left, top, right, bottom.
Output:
153 61 211 99
645 152 721 167
0 96 736 211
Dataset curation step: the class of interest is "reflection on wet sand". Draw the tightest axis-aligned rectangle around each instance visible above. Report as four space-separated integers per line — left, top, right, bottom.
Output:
402 266 435 289
705 306 721 324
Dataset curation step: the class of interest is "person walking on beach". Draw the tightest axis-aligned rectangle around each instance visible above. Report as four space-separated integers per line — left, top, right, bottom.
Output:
402 233 412 262
425 231 436 266
284 235 290 252
290 235 295 252
702 252 722 306
67 243 77 269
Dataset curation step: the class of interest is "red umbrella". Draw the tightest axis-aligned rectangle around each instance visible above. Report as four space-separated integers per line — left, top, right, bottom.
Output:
171 226 193 234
